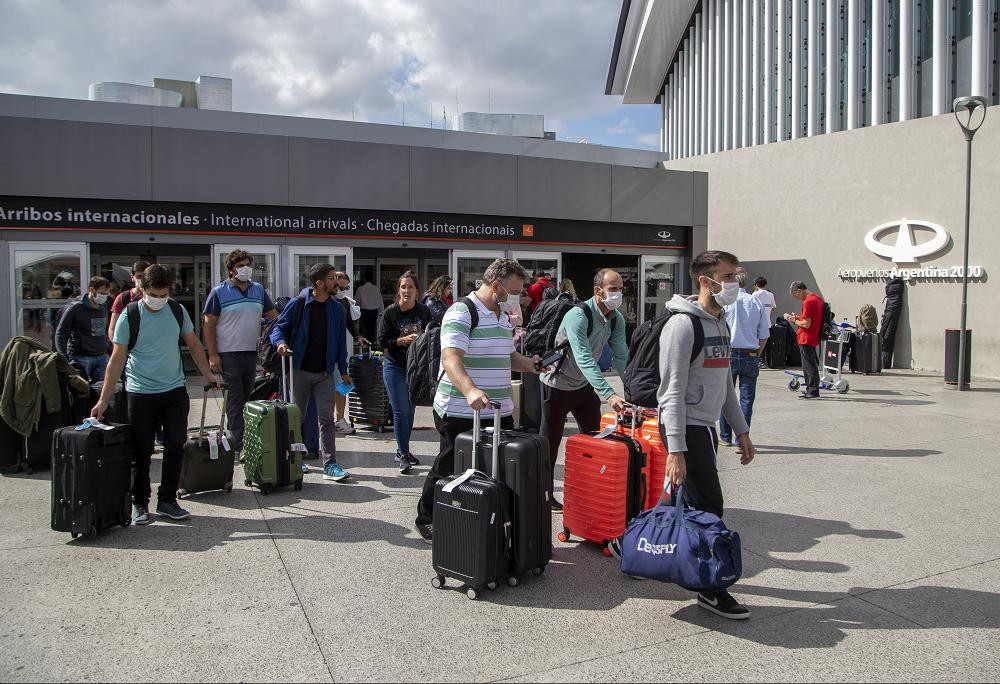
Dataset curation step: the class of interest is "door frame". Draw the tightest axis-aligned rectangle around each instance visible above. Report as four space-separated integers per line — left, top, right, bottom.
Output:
286 246 353 299
510 250 562 285
450 250 498 294
8 240 90 340
639 254 685 325
211 243 282 296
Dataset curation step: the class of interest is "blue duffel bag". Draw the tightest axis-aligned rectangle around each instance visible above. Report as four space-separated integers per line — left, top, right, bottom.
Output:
619 485 742 590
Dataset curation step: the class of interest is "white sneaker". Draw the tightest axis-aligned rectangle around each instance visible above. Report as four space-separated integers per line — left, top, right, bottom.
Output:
334 419 356 435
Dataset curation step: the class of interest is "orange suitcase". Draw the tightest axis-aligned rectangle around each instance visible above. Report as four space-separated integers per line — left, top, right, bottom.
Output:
558 420 649 556
600 409 668 508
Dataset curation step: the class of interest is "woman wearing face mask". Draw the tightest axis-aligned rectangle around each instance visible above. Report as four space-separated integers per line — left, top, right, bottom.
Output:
203 249 280 452
421 275 453 326
377 272 431 473
54 275 114 383
538 268 630 510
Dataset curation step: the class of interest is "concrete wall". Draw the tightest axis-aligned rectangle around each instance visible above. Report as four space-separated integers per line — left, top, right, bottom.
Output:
665 105 1000 379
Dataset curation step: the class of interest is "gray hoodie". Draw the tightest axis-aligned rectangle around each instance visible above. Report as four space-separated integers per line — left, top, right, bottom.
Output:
657 294 750 452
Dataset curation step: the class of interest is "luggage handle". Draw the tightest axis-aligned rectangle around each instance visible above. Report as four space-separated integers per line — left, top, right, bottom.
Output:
281 352 294 403
197 384 229 439
472 400 503 478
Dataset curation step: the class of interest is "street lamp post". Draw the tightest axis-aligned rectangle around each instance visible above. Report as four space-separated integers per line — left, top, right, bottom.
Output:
952 96 988 391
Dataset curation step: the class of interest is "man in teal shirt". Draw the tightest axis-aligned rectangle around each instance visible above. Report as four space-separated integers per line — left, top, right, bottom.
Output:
540 268 629 510
92 264 221 526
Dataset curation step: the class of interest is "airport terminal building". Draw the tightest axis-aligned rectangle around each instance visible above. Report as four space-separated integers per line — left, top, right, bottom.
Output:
0 93 707 348
608 0 1000 377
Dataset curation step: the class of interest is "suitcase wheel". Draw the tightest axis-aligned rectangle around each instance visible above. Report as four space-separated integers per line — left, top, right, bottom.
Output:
294 481 303 491
487 581 498 591
86 525 98 539
224 482 233 493
466 587 480 601
532 567 544 577
71 532 79 539
121 518 131 528
431 575 445 590
260 484 271 496
376 425 386 433
506 576 519 588
787 379 801 391
557 528 570 543
602 545 612 558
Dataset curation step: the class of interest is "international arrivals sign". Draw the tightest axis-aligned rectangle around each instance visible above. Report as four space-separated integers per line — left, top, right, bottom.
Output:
0 196 688 250
837 219 987 282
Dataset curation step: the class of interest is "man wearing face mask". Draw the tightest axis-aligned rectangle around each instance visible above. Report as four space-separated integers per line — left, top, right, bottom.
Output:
414 258 543 543
539 268 629 511
621 250 756 619
54 275 113 383
332 271 367 435
93 264 222 525
203 250 279 451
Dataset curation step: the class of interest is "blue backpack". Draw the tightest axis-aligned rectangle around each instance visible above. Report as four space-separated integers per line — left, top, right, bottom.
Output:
619 485 742 590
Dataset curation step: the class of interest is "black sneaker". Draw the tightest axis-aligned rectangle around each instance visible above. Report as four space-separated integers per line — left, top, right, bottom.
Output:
395 451 420 467
799 391 820 399
697 590 750 620
416 523 433 544
607 537 622 560
550 498 563 512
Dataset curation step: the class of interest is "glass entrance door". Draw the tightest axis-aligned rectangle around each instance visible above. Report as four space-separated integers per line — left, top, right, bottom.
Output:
450 250 496 297
640 255 684 324
288 248 352 300
212 244 280 300
511 251 561 290
10 242 89 349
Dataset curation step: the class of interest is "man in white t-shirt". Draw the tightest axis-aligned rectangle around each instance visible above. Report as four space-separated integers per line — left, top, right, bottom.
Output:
752 277 776 324
354 272 384 342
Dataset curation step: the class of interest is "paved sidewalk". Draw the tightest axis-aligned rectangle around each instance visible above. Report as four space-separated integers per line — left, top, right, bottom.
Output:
1 369 998 681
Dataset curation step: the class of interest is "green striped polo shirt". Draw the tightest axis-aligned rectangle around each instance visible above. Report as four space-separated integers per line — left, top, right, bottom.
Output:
433 292 515 419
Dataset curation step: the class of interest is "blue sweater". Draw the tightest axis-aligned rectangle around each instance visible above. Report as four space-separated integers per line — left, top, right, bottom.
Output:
269 288 348 375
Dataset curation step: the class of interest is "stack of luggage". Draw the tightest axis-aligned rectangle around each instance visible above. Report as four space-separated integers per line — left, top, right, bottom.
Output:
243 355 304 495
348 350 392 433
430 403 551 599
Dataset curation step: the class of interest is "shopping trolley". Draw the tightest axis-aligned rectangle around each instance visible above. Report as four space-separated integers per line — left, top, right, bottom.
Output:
785 322 853 394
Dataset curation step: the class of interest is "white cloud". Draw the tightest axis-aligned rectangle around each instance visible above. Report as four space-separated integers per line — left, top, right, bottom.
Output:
0 0 635 131
607 117 637 135
636 132 661 149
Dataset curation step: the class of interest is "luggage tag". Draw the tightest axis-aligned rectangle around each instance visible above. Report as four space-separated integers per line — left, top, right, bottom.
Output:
220 434 231 452
594 425 617 439
442 468 477 493
207 430 219 460
75 418 115 431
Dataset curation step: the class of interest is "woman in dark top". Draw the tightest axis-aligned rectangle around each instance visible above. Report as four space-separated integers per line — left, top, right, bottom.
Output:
377 271 431 473
421 275 453 326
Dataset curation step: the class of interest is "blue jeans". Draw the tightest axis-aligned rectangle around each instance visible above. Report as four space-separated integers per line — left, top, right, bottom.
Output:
383 358 416 455
71 353 108 384
719 350 759 443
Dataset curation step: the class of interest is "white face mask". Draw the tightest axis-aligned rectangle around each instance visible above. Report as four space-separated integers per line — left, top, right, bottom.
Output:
144 295 168 311
335 290 347 299
234 265 253 282
602 290 623 311
496 283 519 314
94 293 109 305
706 277 740 307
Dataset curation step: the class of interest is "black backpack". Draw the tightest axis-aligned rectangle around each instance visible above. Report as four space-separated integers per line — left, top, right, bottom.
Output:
623 310 704 408
126 299 185 351
522 297 617 358
258 296 305 373
820 301 835 338
406 296 479 406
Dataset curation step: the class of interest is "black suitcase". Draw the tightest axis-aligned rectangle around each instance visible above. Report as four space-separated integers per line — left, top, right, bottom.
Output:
51 423 132 539
24 377 78 472
765 324 788 369
431 404 513 600
520 373 542 432
178 385 236 498
852 331 883 375
455 413 551 582
348 352 393 432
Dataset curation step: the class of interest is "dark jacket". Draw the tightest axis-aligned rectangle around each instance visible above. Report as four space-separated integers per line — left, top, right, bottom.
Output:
55 296 111 358
422 295 449 326
269 288 348 375
377 302 432 366
338 295 361 339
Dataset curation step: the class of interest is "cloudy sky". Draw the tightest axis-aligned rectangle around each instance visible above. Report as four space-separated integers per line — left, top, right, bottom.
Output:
0 0 660 150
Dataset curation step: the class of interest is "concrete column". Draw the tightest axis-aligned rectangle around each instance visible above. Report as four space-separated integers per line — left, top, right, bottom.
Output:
752 0 760 144
686 39 694 156
764 0 774 143
932 0 949 115
715 0 724 151
871 0 885 125
777 0 787 141
742 0 752 146
847 0 859 129
971 0 988 97
723 0 732 150
733 0 743 147
826 0 840 133
900 0 913 120
707 0 716 153
808 0 820 135
792 0 803 138
700 11 709 154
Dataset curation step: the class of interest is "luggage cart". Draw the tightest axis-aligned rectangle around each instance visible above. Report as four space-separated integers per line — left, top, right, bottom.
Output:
785 323 852 394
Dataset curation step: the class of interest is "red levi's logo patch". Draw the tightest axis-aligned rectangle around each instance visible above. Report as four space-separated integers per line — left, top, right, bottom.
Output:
702 335 731 368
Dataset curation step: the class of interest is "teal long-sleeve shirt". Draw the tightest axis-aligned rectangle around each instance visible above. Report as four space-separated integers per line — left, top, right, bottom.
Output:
540 297 628 399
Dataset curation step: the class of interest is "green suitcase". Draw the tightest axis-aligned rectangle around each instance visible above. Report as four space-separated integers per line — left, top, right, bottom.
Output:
243 357 304 495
